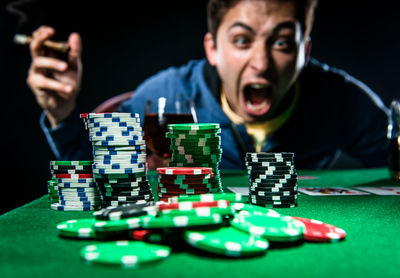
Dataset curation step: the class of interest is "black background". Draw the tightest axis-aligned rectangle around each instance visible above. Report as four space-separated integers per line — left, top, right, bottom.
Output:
1 0 398 214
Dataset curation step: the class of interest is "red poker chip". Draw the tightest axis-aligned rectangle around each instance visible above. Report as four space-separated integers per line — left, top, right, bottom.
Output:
80 113 90 119
156 167 213 175
54 174 93 179
131 229 152 241
157 200 230 211
291 216 346 242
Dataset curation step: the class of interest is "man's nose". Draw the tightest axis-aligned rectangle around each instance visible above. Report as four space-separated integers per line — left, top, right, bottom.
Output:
249 43 269 74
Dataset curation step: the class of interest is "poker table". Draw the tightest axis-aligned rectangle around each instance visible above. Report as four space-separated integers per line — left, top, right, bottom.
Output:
1 167 399 278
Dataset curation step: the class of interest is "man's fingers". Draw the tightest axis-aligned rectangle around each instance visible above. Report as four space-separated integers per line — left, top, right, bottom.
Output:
68 32 82 68
28 73 73 97
30 26 55 58
31 56 68 72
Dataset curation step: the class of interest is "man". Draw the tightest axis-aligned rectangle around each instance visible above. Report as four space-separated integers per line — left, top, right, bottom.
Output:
26 0 389 169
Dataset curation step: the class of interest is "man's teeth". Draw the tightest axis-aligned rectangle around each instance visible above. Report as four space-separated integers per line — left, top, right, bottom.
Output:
249 84 268 89
246 100 268 110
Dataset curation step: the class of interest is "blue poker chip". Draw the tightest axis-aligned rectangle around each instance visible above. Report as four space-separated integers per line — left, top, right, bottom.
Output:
57 182 97 188
59 196 98 202
59 192 99 198
89 135 144 141
94 168 146 175
87 116 139 121
93 140 146 146
50 203 96 211
89 122 137 128
90 126 141 132
86 112 139 119
59 200 99 206
95 160 146 165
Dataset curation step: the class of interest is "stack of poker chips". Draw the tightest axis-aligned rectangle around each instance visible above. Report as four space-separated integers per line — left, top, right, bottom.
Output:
245 152 298 208
167 123 223 193
81 113 153 207
49 160 100 211
156 167 214 202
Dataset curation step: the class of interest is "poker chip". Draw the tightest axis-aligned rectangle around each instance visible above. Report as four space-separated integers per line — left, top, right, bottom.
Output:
56 218 97 238
160 206 234 217
246 152 298 209
291 217 346 242
50 203 97 211
231 211 304 242
184 226 269 257
168 123 220 131
168 193 245 203
157 167 212 175
93 202 157 221
80 241 170 268
139 213 223 229
157 200 230 211
50 161 93 166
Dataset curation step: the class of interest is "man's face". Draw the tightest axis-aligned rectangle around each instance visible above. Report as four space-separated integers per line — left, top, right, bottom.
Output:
205 0 309 122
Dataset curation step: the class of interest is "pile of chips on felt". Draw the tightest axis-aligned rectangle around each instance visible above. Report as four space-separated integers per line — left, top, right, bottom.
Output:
167 123 223 193
80 113 154 207
55 193 346 268
246 152 299 208
49 160 100 211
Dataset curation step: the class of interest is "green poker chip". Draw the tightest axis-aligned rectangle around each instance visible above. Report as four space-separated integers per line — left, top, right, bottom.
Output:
56 218 97 238
168 123 220 131
160 206 234 217
139 213 223 229
80 241 170 268
168 193 245 203
93 217 141 232
166 132 221 139
50 160 93 166
184 226 269 257
230 211 304 242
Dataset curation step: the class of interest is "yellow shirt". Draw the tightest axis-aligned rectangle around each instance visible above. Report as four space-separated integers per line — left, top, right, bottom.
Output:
221 84 300 152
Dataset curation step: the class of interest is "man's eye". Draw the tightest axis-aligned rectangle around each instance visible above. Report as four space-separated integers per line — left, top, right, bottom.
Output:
272 39 293 51
233 36 251 47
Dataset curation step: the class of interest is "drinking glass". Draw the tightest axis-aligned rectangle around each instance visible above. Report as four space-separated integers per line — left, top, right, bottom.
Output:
143 96 197 159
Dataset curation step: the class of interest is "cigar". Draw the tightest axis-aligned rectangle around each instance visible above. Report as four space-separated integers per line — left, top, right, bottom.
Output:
13 34 70 53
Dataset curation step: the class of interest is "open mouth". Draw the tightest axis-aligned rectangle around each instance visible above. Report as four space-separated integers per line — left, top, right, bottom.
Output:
242 84 273 116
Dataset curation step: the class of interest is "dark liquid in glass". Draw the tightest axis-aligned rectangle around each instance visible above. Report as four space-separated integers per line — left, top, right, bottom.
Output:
143 113 194 158
389 138 400 181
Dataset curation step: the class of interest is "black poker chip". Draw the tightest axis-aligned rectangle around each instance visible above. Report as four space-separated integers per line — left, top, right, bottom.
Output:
248 170 296 177
103 189 153 198
249 198 298 205
245 161 293 167
246 165 295 171
94 202 157 220
250 188 298 196
246 152 294 158
250 194 298 201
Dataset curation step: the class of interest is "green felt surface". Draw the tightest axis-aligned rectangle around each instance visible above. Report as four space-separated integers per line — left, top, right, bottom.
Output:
1 168 399 278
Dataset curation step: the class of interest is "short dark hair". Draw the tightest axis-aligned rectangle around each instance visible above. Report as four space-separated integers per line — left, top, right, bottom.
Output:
207 0 318 42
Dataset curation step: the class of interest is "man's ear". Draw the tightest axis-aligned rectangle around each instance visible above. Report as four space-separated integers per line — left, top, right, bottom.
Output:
204 32 217 66
304 37 312 66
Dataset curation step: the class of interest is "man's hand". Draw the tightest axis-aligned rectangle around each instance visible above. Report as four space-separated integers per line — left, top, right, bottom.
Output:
27 25 82 128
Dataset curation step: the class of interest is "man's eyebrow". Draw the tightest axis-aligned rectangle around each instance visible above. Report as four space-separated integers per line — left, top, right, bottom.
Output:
227 21 297 35
272 21 296 34
228 22 255 35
